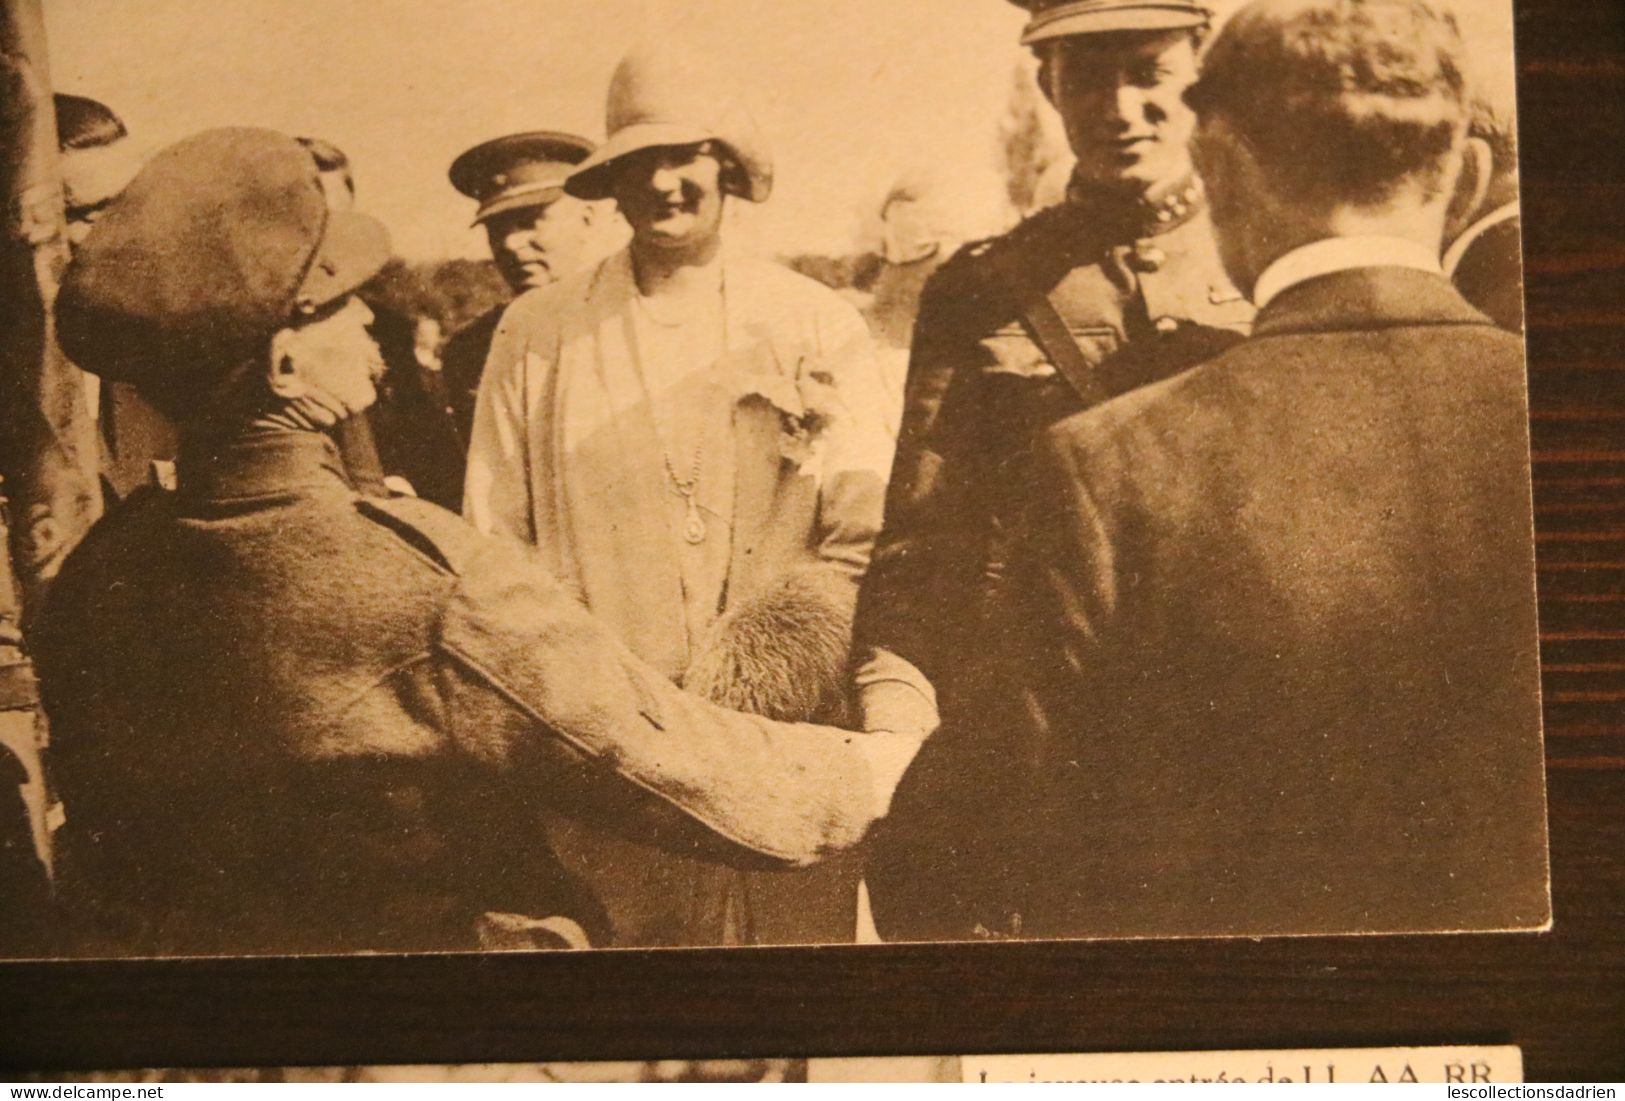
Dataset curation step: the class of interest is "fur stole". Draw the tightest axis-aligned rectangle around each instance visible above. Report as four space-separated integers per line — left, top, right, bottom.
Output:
682 567 857 726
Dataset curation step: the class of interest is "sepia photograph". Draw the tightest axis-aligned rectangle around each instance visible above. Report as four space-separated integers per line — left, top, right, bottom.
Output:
0 0 1549 960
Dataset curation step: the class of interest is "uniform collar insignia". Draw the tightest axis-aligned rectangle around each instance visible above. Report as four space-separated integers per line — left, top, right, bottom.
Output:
1065 171 1205 239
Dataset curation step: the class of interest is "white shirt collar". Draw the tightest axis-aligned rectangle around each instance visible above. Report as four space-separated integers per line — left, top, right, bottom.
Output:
1252 235 1445 310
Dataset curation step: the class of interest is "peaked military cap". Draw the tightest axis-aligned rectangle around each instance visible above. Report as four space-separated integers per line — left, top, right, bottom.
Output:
449 131 596 225
1010 0 1210 45
57 127 391 389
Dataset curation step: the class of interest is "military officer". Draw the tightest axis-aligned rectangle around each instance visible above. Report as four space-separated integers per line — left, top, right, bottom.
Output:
441 132 608 448
851 0 1256 750
33 128 925 957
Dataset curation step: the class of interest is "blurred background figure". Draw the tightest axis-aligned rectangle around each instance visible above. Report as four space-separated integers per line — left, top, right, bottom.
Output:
300 134 360 213
861 169 1009 435
299 136 466 507
413 317 444 374
442 132 614 448
55 93 139 249
1026 155 1074 213
55 93 175 504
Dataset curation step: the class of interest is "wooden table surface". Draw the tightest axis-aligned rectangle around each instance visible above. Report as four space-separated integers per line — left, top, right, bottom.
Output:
3 0 1622 1081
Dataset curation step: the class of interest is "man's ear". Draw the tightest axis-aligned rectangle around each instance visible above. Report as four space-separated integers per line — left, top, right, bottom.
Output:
266 328 308 400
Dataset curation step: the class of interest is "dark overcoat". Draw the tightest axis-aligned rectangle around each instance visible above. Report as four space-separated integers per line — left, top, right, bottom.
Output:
870 266 1550 942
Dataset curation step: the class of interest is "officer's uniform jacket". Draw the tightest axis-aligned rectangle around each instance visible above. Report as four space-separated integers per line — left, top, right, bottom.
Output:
870 267 1549 942
32 428 892 958
853 180 1255 715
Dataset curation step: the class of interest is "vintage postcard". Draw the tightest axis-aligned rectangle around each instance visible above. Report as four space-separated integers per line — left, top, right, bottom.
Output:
0 0 1546 958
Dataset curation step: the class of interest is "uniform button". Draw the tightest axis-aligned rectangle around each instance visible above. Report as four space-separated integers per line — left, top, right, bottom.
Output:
1155 316 1180 334
1156 208 1173 223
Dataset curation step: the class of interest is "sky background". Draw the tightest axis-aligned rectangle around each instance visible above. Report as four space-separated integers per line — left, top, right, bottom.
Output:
43 0 1516 263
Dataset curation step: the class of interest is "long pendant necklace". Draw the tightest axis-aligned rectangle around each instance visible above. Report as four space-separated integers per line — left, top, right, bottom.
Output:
631 260 725 548
664 437 707 545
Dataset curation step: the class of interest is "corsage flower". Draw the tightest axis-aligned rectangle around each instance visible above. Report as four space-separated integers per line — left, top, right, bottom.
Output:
737 357 841 468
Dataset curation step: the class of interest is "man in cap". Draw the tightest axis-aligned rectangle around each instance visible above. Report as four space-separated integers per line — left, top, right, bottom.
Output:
872 0 1547 942
31 127 923 957
442 132 608 448
851 0 1256 769
464 44 902 946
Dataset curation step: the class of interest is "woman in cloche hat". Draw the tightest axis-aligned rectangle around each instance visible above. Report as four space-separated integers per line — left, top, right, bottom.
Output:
463 44 917 950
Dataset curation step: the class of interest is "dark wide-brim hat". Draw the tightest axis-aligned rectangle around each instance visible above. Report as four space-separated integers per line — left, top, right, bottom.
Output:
565 44 772 204
1011 0 1210 45
449 131 596 225
57 127 391 387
